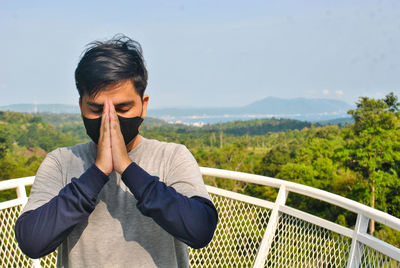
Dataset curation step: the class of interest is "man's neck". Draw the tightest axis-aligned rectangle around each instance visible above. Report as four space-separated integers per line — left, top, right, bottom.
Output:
126 135 141 152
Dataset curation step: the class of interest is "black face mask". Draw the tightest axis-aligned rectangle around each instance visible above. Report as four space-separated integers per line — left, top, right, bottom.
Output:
82 114 144 145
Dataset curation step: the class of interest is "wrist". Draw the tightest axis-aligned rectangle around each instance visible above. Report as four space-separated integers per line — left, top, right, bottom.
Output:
95 161 112 176
118 158 132 174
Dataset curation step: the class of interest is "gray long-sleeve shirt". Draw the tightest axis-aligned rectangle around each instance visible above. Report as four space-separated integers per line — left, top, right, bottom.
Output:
17 136 217 268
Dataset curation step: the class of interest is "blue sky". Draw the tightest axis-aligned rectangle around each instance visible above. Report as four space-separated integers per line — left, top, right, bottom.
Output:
1 0 399 109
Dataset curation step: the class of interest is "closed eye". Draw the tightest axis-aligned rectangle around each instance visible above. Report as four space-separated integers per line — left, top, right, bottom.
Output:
117 108 130 113
91 109 103 114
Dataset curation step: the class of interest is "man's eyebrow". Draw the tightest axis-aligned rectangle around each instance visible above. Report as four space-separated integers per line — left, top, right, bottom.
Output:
114 101 135 107
87 101 103 108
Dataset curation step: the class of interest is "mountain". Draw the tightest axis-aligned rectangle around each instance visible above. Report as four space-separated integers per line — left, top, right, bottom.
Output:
20 112 170 127
147 97 353 124
0 97 353 125
315 117 354 126
14 112 314 137
0 103 79 113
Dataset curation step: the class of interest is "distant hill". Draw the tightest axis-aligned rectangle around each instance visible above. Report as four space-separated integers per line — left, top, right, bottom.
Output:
147 97 353 124
315 117 354 126
8 112 315 137
0 97 353 124
34 112 170 127
200 118 312 136
0 103 80 113
1 110 352 144
141 117 314 136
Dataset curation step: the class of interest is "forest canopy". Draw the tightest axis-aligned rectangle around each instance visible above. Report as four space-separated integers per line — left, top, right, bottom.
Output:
0 93 399 243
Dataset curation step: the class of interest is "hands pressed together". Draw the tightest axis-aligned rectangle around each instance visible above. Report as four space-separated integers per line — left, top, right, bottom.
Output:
95 100 132 176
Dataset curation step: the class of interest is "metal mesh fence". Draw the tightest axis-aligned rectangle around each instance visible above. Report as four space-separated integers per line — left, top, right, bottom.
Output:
1 196 399 267
359 243 400 268
0 204 57 268
189 193 271 267
0 205 31 267
264 213 352 267
40 251 57 268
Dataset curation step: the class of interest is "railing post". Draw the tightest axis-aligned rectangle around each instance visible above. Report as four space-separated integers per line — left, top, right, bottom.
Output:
31 259 41 268
346 213 369 268
16 183 29 210
253 185 288 267
16 183 27 199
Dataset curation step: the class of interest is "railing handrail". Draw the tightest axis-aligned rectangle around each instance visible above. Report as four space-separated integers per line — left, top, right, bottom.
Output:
199 167 400 233
0 176 35 191
2 170 400 233
1 168 400 266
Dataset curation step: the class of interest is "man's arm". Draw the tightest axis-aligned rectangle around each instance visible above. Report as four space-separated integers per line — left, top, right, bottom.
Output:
15 105 113 259
15 163 109 259
121 161 218 249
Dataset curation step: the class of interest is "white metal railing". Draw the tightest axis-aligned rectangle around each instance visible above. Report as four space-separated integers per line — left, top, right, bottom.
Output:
1 168 400 267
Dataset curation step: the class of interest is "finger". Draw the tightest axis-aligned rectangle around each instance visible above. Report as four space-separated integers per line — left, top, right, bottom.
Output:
109 100 115 130
103 108 110 139
110 101 121 132
105 102 112 140
106 99 111 120
98 102 109 142
110 100 118 123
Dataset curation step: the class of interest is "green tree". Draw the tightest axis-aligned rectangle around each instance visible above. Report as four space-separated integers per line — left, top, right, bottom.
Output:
0 125 11 158
383 92 400 113
344 93 400 234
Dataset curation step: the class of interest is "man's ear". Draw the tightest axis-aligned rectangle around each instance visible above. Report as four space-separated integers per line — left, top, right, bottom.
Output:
141 94 149 119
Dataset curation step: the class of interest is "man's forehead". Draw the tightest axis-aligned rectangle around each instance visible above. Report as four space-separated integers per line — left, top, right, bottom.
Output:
83 79 139 101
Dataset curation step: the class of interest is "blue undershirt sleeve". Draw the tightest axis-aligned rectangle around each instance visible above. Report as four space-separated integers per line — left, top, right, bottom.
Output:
14 164 109 259
121 161 218 249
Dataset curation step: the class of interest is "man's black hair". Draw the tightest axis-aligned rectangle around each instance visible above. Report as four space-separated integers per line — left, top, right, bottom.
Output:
75 34 148 99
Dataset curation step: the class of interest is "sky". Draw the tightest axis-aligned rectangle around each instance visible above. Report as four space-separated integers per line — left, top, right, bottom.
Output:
1 0 400 109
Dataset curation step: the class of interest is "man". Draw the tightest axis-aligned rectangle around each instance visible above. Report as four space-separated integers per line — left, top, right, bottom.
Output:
15 34 218 268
